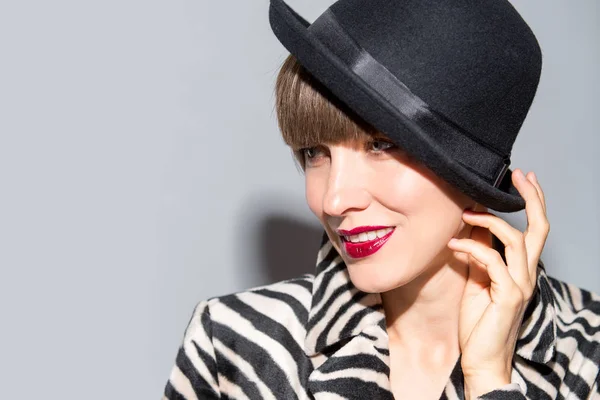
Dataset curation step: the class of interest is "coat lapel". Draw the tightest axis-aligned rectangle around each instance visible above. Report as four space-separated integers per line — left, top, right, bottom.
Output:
304 233 558 399
304 234 392 399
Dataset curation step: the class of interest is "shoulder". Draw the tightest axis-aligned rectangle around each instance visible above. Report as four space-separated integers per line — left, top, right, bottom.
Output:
166 275 317 399
545 274 600 344
197 275 316 381
544 274 600 387
164 275 316 399
188 274 316 354
202 273 315 328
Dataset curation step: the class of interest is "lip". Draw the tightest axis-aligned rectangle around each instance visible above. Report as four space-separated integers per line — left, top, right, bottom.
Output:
337 225 392 235
339 227 395 259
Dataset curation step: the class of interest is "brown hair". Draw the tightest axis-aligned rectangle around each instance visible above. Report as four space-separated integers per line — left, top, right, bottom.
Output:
273 55 378 168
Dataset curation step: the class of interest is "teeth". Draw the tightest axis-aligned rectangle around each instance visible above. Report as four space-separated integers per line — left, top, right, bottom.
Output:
376 228 391 238
344 227 393 243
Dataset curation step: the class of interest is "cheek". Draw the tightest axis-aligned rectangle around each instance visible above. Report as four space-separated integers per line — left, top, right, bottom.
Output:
375 166 466 249
371 165 433 213
374 162 465 218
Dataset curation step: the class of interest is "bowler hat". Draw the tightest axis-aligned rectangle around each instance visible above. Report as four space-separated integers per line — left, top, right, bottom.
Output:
269 0 542 212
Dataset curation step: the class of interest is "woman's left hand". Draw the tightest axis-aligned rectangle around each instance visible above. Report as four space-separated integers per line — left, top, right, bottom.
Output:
447 169 550 399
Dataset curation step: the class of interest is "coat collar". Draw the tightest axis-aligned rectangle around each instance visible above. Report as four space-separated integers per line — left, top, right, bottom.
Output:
304 233 558 365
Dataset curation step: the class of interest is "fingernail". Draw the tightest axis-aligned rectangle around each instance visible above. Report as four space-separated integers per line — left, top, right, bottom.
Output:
516 169 526 181
531 172 538 183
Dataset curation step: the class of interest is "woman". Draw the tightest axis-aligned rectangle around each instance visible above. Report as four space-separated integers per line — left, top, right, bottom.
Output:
163 0 600 399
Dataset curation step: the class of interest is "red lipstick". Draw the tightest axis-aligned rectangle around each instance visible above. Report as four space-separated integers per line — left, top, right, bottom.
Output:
337 225 390 235
338 226 395 259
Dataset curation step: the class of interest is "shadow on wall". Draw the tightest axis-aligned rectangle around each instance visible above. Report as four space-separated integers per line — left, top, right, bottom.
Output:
257 214 324 282
233 191 325 287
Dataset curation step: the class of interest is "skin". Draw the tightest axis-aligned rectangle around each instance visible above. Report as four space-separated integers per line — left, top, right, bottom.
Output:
300 133 550 399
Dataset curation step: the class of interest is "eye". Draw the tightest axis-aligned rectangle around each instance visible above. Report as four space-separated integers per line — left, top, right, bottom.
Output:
369 139 396 153
302 146 319 159
299 145 328 167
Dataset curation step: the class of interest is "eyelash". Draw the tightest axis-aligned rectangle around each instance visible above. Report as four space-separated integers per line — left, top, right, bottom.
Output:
300 140 397 161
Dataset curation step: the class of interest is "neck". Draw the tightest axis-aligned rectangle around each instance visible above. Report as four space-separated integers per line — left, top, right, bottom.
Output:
381 248 469 360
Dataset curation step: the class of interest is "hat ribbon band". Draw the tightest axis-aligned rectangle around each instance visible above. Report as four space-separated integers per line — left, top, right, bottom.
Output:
308 10 510 188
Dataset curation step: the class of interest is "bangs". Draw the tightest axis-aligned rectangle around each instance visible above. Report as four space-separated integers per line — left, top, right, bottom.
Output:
274 55 377 161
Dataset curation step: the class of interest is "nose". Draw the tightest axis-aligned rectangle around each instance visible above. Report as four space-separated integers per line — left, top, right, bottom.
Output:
322 148 371 217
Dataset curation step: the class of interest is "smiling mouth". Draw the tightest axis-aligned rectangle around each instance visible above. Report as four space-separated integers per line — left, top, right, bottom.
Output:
341 227 394 243
337 226 396 259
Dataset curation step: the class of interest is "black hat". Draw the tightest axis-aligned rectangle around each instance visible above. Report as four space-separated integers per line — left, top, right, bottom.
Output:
268 0 542 212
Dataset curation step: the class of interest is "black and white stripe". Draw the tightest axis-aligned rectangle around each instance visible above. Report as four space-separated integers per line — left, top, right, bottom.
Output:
163 234 600 399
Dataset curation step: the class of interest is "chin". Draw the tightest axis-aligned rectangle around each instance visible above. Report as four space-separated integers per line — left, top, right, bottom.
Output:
345 260 417 293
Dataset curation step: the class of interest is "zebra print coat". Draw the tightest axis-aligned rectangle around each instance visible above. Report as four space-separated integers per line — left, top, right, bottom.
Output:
163 236 600 399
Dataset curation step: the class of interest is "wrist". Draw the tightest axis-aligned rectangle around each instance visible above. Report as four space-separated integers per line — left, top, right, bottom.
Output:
463 373 511 400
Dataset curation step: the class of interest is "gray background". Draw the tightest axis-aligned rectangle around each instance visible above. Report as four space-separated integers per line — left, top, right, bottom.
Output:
0 0 597 399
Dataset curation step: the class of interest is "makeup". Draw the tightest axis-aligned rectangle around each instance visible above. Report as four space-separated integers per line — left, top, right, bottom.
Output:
338 226 395 259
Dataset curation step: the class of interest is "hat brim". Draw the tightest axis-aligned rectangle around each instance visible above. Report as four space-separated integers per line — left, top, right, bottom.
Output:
269 0 525 212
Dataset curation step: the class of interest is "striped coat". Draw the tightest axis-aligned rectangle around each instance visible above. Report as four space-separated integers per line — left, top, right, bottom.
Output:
163 236 600 399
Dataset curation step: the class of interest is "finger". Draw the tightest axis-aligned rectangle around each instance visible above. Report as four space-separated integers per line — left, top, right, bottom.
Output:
465 226 492 286
512 169 547 235
525 172 550 283
462 211 531 294
527 171 547 214
513 169 548 239
448 238 523 306
512 169 550 280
